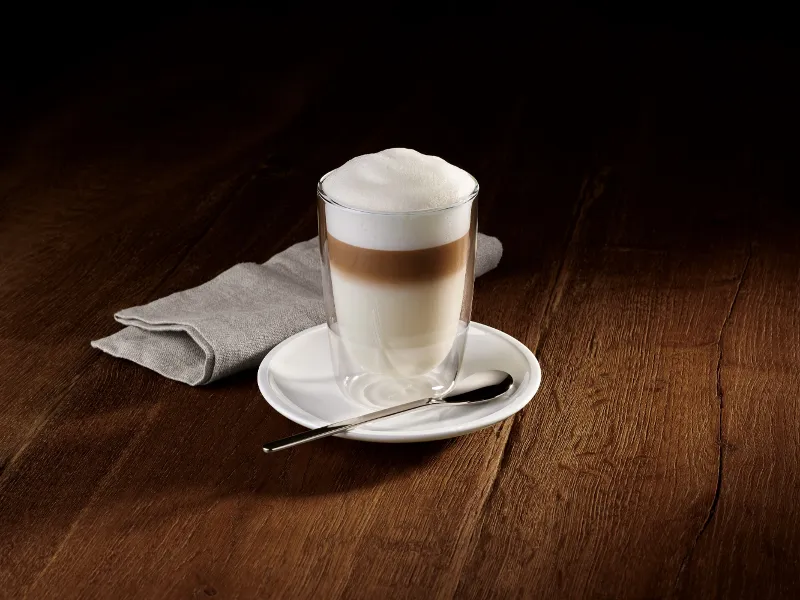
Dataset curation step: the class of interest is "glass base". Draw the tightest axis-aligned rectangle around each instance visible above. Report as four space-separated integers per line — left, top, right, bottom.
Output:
338 372 454 408
328 321 468 407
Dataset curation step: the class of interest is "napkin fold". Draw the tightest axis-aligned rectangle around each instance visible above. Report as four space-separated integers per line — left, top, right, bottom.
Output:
91 234 503 385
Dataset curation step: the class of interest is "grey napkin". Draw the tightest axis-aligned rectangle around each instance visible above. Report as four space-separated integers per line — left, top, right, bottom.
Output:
91 234 503 385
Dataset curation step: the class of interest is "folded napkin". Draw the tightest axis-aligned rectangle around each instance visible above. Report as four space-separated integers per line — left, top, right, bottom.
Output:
91 234 503 385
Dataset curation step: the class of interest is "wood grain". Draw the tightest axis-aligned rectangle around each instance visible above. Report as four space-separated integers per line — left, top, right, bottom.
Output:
677 65 800 596
0 22 342 594
456 37 798 599
1 14 799 599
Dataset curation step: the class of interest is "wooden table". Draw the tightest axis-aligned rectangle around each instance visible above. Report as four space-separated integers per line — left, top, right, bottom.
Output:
2 14 799 599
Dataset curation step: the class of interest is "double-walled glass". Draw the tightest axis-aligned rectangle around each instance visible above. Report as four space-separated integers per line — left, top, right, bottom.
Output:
317 173 479 407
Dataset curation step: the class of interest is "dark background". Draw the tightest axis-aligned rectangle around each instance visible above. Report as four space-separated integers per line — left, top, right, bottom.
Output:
3 4 798 182
3 4 797 221
3 4 798 98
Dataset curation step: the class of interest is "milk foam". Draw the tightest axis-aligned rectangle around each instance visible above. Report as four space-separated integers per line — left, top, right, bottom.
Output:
321 148 477 251
322 148 476 213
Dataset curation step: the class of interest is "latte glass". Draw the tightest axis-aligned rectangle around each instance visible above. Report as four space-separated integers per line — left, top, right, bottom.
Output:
317 172 479 407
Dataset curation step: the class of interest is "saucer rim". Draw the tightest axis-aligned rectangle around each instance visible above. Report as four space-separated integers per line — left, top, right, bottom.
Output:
257 322 542 443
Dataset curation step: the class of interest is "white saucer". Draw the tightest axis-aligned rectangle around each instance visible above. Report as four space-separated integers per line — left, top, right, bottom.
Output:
257 323 541 443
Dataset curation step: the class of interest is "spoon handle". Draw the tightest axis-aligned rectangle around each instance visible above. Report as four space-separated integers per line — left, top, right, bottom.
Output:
263 397 434 453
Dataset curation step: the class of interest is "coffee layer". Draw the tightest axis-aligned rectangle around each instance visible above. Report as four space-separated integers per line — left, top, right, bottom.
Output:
327 233 469 283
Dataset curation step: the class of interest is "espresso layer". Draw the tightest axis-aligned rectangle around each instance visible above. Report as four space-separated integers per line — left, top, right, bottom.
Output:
327 233 469 283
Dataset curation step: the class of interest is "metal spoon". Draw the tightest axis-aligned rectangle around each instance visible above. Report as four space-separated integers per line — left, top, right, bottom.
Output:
262 370 514 453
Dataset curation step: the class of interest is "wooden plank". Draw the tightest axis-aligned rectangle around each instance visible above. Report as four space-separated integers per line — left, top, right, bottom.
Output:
677 54 800 596
457 246 748 598
454 39 759 598
676 242 800 598
0 21 345 593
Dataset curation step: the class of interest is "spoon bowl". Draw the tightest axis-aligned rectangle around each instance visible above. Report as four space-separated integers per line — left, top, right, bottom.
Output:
437 370 515 405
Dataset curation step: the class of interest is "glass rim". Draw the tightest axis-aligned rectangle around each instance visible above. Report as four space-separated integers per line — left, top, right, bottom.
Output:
317 170 479 216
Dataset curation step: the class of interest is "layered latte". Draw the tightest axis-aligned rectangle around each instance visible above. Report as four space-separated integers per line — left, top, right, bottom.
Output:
319 148 478 399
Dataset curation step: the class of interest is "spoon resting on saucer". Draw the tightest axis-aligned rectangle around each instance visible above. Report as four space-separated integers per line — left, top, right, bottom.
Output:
262 370 514 453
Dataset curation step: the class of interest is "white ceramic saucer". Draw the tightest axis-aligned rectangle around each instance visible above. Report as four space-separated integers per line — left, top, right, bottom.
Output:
257 322 541 443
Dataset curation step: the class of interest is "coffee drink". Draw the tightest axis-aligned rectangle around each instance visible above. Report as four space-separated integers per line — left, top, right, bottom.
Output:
318 148 478 402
